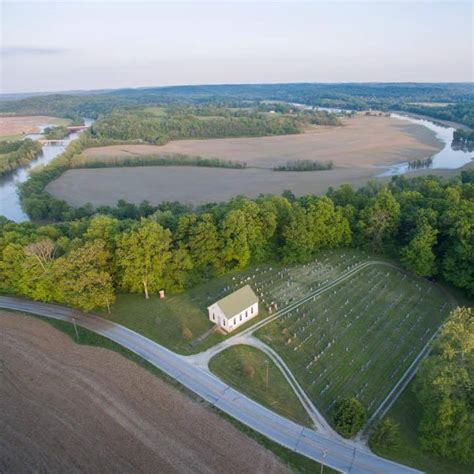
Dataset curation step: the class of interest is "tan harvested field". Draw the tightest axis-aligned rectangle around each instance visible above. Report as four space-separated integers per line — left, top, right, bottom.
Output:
47 161 473 209
47 114 451 207
0 115 69 137
47 165 384 206
0 311 289 474
83 115 442 169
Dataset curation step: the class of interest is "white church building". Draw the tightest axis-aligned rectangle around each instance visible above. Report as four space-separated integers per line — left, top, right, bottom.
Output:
208 285 259 333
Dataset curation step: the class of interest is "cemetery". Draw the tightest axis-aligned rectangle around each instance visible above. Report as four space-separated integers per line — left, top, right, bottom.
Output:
108 249 369 353
110 246 454 428
255 264 453 420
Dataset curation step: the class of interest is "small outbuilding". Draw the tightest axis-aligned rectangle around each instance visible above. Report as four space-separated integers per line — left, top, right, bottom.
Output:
208 285 259 333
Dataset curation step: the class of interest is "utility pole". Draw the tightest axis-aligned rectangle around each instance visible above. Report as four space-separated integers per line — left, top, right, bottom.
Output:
72 317 79 341
349 447 356 472
265 359 269 389
320 448 328 474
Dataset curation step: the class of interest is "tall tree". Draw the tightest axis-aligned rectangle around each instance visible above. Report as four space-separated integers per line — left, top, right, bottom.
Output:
332 396 367 438
358 188 400 251
400 220 438 276
52 239 115 312
441 201 474 297
220 209 251 270
414 307 474 463
116 219 172 298
187 214 223 276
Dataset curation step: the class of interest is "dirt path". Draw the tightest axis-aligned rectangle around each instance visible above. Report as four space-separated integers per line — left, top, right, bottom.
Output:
0 311 289 474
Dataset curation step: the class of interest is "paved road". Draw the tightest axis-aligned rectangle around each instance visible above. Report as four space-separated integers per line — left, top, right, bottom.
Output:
0 295 421 474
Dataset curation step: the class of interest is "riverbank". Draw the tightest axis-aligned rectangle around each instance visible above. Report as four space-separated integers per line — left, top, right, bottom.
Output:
0 119 93 222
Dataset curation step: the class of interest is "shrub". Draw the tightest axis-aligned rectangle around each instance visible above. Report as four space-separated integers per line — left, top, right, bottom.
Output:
332 396 367 438
370 417 399 450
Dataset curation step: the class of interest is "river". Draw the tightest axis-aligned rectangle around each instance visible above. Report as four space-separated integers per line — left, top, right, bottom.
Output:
377 114 473 176
0 119 93 222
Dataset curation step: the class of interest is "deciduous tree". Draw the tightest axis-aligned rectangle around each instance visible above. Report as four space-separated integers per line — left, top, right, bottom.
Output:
116 219 172 298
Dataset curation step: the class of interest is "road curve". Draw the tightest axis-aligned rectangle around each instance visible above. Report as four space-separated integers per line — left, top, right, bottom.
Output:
0 295 421 474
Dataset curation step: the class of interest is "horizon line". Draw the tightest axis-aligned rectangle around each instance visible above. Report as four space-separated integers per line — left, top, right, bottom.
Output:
2 80 473 98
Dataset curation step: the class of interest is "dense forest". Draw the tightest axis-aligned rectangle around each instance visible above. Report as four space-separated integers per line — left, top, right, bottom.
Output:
0 139 42 177
1 82 472 127
88 106 339 144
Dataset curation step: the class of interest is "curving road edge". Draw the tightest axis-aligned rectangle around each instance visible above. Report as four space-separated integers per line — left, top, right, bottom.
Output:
0 295 422 474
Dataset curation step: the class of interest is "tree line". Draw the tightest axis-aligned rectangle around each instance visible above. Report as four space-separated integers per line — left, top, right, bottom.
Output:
452 128 474 151
2 170 473 313
0 139 42 177
88 106 340 145
274 160 334 171
43 126 71 140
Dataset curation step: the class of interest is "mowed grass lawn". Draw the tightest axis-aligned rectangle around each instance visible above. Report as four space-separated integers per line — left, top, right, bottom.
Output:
256 265 455 421
371 381 472 474
106 250 368 354
209 345 312 427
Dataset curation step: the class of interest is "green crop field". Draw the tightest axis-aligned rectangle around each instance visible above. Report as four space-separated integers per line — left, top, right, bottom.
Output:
256 265 454 421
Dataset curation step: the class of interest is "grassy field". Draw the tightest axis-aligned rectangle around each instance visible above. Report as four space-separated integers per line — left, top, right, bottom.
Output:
256 264 454 422
370 381 472 474
209 345 312 427
107 250 368 354
13 311 333 473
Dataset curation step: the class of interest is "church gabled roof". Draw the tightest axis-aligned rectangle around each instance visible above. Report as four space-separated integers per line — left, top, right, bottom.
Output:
211 285 258 318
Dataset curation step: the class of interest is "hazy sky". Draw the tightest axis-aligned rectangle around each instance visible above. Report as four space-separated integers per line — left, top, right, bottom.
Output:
1 1 472 94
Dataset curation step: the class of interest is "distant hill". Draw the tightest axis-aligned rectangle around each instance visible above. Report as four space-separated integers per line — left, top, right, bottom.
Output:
1 82 473 127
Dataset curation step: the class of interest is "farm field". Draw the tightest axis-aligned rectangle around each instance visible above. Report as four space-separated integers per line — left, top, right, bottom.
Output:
209 345 312 427
255 265 454 421
0 311 290 474
83 115 441 169
0 115 71 137
107 250 368 354
46 114 444 207
46 162 473 208
46 165 384 207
